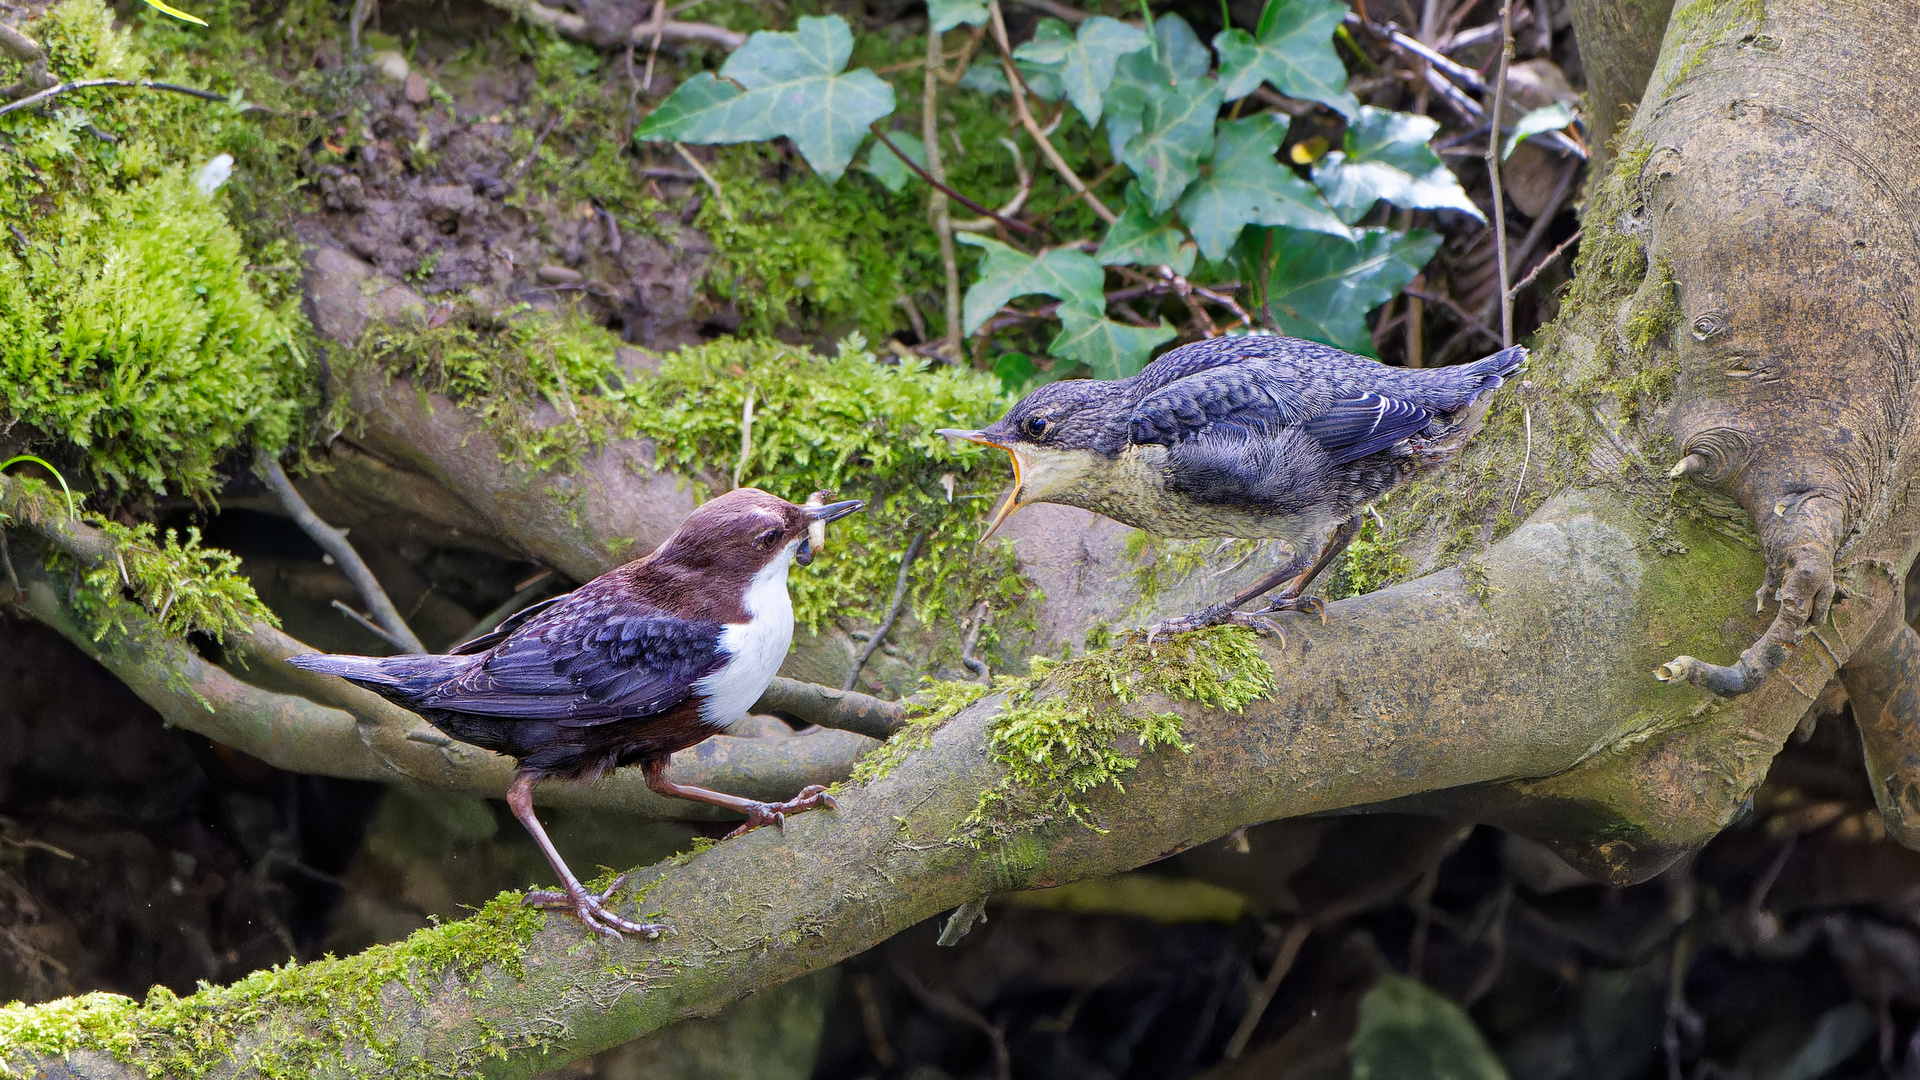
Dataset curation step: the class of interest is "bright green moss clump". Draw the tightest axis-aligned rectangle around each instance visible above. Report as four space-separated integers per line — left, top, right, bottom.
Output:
962 627 1275 839
0 0 311 503
352 313 1031 635
0 892 544 1077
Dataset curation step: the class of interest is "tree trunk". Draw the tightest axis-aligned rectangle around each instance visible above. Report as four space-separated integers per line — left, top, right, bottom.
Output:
7 0 1920 1073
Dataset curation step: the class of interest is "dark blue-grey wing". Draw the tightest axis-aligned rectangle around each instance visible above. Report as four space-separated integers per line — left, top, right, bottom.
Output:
1129 365 1305 446
1301 392 1434 465
446 593 568 656
416 612 726 726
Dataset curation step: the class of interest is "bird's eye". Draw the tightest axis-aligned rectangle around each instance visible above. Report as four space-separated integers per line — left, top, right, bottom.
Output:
758 527 781 546
1024 415 1050 439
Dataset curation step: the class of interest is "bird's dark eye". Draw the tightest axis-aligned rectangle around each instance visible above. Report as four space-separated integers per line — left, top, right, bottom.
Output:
1024 415 1050 439
758 527 781 546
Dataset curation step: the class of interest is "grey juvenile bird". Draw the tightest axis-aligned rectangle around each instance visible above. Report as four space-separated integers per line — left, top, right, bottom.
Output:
939 334 1525 636
288 488 863 937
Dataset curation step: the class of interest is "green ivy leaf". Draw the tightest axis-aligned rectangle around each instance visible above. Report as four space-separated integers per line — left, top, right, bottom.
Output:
1504 101 1575 159
1255 225 1440 355
928 0 989 33
1049 306 1176 379
1096 184 1197 275
1312 106 1484 223
1350 976 1511 1080
1101 14 1212 162
1012 16 1150 127
861 130 925 193
633 15 896 182
1122 76 1221 215
1177 113 1349 263
1213 0 1357 118
956 235 1106 336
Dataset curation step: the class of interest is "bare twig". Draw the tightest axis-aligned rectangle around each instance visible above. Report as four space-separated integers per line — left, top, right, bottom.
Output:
960 601 991 681
348 0 374 54
949 137 1033 231
259 451 426 654
750 677 906 740
987 1 1116 224
0 79 249 120
1224 920 1313 1058
673 142 733 220
1484 0 1516 347
871 125 1037 235
1507 227 1582 296
923 29 962 355
846 531 927 691
458 569 558 643
731 386 756 489
640 0 668 92
487 0 745 48
891 961 1012 1080
1510 405 1532 518
330 599 416 652
509 110 560 180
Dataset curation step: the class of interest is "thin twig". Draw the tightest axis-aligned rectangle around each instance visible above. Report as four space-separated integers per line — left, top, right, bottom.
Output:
0 529 20 597
960 601 991 680
891 961 1012 1080
950 137 1033 231
845 532 926 691
259 450 426 654
1510 405 1532 518
871 126 1036 235
1224 920 1313 1058
732 386 756 489
458 569 558 643
0 79 247 120
923 28 962 355
331 599 417 652
1508 227 1582 296
987 1 1116 224
1484 0 1515 346
673 142 732 220
508 110 561 180
641 0 668 92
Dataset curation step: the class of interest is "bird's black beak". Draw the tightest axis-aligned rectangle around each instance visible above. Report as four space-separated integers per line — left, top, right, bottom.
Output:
804 499 865 524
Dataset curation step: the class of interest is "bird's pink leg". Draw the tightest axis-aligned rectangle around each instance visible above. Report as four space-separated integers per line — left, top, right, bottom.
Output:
1142 515 1365 641
508 773 667 939
644 761 839 840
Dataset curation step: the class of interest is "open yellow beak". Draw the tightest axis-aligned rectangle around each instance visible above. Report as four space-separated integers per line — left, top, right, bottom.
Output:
936 428 1025 539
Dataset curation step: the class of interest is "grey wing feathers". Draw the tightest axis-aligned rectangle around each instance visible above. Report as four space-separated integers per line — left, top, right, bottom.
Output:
1301 393 1433 466
421 613 725 725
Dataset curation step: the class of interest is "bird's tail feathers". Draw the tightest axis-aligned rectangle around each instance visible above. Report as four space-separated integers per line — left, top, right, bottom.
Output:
285 651 468 699
1435 345 1529 451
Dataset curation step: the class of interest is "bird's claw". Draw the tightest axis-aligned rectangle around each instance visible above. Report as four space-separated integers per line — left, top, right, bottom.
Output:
722 785 840 839
1255 593 1324 620
524 874 668 940
1141 603 1293 644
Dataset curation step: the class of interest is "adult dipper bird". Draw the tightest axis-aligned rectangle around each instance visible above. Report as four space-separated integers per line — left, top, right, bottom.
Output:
939 335 1524 636
287 488 864 937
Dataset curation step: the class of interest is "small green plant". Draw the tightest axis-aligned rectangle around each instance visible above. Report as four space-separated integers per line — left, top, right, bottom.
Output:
637 0 1482 378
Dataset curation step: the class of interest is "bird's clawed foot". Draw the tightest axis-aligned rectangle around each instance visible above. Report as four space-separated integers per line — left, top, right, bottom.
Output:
722 785 841 840
525 873 669 939
1252 592 1326 621
1142 604 1287 644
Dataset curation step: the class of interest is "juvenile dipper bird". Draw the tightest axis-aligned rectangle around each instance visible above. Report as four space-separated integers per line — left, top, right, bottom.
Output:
287 488 864 937
939 335 1525 636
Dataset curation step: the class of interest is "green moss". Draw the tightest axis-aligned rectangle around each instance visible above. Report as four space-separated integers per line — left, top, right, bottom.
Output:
960 628 1275 840
0 892 545 1077
71 520 276 643
849 678 995 786
0 0 316 504
347 317 1033 635
1324 515 1415 601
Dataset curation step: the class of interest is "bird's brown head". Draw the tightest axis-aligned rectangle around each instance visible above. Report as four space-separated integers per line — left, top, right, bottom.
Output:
938 379 1123 537
653 488 864 574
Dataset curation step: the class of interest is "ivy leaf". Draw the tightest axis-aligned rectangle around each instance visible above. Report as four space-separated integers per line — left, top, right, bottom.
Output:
1350 976 1511 1080
633 15 896 182
1049 306 1177 379
1254 225 1441 355
1122 76 1221 215
861 130 924 193
927 0 988 33
1012 16 1150 127
1311 106 1484 223
1096 184 1197 275
1504 101 1575 159
1213 0 1357 118
956 235 1106 336
959 58 1009 94
1101 13 1212 161
1177 113 1349 263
